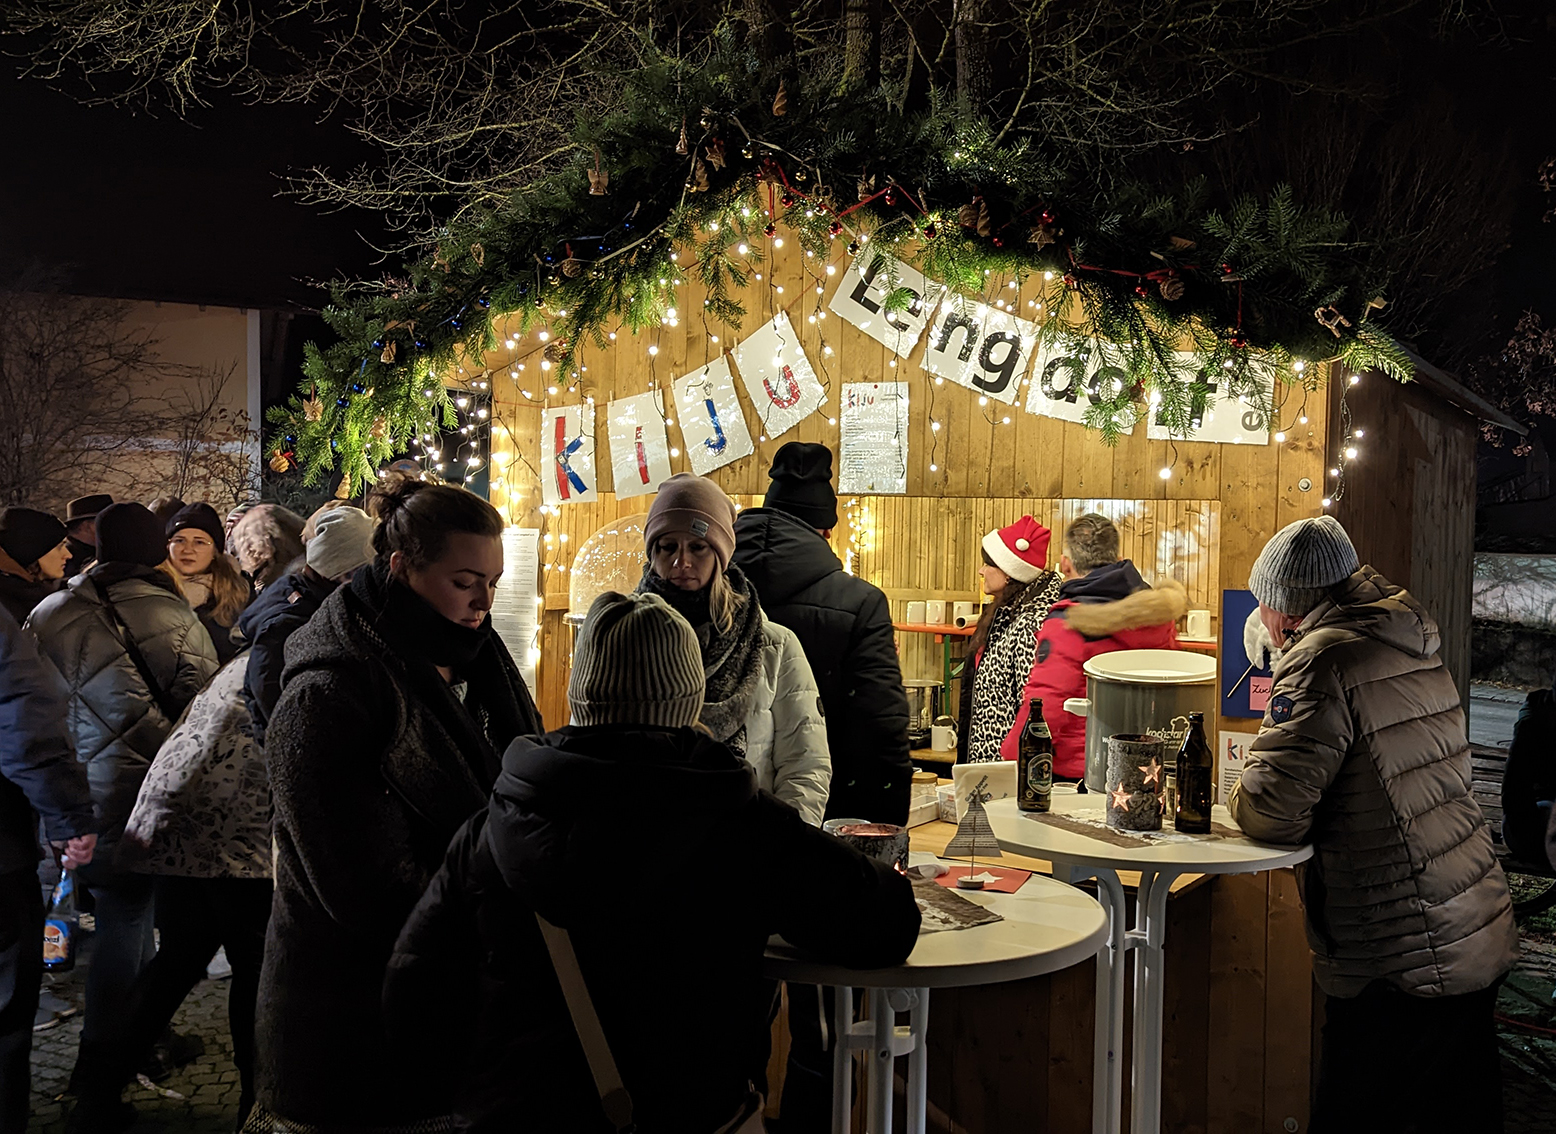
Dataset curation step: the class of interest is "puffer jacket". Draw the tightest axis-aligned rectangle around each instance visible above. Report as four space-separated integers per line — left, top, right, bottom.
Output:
121 654 270 879
1228 567 1520 998
1027 562 1186 778
733 507 910 822
745 614 831 825
26 563 219 854
960 572 1064 764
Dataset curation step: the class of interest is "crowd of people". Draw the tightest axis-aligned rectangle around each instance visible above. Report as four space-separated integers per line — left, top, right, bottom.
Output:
0 441 1530 1134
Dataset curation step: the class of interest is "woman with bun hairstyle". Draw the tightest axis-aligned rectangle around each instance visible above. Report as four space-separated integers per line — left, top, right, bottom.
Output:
166 502 253 663
245 477 543 1134
635 473 830 824
0 506 71 622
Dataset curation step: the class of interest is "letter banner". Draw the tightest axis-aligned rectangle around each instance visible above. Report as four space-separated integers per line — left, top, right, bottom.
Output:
672 355 755 476
1143 352 1273 446
827 249 944 357
732 311 826 441
540 402 598 507
921 294 1039 407
605 390 673 499
1023 333 1137 434
839 381 909 495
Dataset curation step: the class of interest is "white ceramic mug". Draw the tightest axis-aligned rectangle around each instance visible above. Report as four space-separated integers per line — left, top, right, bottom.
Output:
906 600 927 624
931 724 956 751
952 601 979 628
1185 609 1211 639
925 599 947 624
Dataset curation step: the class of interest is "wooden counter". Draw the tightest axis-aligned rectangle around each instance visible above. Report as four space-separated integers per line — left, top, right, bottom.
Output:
767 820 1315 1134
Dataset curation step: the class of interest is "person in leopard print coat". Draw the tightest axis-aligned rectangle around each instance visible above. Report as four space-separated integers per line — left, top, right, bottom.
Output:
958 517 1064 764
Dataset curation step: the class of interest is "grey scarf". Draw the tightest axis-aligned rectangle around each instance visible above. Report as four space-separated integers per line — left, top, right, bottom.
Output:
636 564 765 755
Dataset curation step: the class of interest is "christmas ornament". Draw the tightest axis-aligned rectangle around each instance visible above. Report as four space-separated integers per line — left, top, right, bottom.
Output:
1134 284 1150 298
1169 236 1196 251
470 243 485 267
675 117 689 155
370 416 388 441
269 451 292 474
741 142 755 160
687 158 710 193
705 138 727 170
1027 218 1062 248
793 167 808 184
1159 276 1185 301
922 221 938 239
847 240 860 255
432 250 450 272
857 174 876 202
1314 305 1352 338
302 388 324 422
763 222 777 238
380 340 398 364
1363 296 1387 320
334 476 354 500
883 185 898 207
772 79 789 117
958 197 992 238
780 190 796 208
1062 273 1079 290
588 149 609 195
562 257 583 278
828 220 843 238
543 339 568 364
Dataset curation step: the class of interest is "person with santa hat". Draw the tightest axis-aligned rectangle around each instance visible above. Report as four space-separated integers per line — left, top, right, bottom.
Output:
957 516 1064 763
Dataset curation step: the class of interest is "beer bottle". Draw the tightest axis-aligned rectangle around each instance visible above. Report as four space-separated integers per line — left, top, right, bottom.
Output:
1017 698 1054 813
43 870 79 973
1175 712 1214 834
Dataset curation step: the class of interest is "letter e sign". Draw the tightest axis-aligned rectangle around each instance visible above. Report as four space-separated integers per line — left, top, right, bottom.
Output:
828 250 943 357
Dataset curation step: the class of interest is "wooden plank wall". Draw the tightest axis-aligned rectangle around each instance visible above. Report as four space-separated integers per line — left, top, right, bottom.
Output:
1330 376 1478 705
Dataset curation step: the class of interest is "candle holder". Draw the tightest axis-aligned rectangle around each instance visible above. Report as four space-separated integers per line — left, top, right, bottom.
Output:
1106 734 1167 831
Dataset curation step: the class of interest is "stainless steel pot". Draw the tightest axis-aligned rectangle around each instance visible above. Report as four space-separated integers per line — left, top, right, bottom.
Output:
1063 649 1218 793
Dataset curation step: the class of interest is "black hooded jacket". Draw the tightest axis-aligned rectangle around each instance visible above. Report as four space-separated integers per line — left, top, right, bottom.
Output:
385 726 920 1133
234 567 336 745
732 507 911 823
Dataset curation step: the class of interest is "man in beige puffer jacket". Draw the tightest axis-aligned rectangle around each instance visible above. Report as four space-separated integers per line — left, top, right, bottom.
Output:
1228 516 1518 1134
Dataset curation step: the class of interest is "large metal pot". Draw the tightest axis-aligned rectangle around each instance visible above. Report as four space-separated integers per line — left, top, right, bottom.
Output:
1063 650 1218 793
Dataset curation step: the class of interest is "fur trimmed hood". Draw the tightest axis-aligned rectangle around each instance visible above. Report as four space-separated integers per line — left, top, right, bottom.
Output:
1064 577 1188 639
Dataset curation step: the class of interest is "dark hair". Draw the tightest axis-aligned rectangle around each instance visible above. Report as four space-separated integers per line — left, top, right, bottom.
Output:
366 476 503 569
968 547 1033 659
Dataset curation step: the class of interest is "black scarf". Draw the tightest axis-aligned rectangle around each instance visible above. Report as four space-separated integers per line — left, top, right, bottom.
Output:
637 564 765 755
350 562 543 786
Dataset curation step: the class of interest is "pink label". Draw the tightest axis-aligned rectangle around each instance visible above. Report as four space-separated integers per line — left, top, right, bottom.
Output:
1249 676 1272 713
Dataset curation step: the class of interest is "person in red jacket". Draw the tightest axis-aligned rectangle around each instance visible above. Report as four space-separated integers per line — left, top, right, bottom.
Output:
1015 513 1186 779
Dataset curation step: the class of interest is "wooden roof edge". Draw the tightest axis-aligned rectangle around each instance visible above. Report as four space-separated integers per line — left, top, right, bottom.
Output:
1395 348 1528 436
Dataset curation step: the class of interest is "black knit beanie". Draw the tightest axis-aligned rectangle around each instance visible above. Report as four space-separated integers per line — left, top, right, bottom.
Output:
763 442 838 530
0 507 67 567
96 503 170 568
166 502 227 554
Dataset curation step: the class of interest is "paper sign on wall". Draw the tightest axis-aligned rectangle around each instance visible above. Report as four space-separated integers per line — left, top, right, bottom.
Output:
732 311 826 440
540 402 597 506
605 391 672 499
1220 588 1273 719
491 527 541 692
1218 731 1259 804
828 250 944 357
839 381 909 494
1144 353 1273 445
921 294 1040 406
673 355 755 476
1023 334 1137 433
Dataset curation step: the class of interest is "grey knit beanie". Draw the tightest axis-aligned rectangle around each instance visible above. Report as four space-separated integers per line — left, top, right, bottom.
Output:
568 591 706 729
307 507 375 580
1248 516 1360 616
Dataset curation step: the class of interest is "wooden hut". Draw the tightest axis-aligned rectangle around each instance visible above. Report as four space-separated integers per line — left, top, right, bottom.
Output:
463 229 1507 1132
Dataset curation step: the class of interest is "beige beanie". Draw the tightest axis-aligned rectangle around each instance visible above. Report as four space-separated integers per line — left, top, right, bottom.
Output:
642 473 737 569
568 592 706 729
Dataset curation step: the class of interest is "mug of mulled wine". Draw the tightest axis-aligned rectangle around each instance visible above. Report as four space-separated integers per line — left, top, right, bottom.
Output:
823 818 911 871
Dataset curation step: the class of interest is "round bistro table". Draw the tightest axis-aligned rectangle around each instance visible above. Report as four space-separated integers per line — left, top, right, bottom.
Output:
763 850 1108 1134
985 794 1312 1134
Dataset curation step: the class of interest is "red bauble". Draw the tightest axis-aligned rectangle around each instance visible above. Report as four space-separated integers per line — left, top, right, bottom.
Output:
828 220 843 237
1062 273 1079 290
1221 262 1233 275
992 236 1004 248
1040 209 1056 225
763 222 777 237
1134 284 1149 298
780 191 797 208
923 222 938 239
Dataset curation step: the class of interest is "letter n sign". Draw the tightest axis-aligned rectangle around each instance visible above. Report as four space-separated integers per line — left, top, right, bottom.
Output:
541 403 598 506
920 295 1039 406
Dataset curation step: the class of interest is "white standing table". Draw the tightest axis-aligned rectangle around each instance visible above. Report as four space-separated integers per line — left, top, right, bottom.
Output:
762 850 1108 1134
985 794 1311 1134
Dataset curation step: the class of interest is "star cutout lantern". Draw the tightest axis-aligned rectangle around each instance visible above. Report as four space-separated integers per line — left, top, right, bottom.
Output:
1110 784 1134 810
1141 759 1162 788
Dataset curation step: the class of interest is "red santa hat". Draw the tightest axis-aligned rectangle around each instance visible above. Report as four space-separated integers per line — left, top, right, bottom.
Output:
982 516 1051 583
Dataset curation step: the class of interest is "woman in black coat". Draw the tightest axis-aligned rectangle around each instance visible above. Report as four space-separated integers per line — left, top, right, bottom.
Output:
0 507 71 623
244 478 543 1134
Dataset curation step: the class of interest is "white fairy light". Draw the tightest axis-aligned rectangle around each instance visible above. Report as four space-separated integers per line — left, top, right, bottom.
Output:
1159 466 1172 479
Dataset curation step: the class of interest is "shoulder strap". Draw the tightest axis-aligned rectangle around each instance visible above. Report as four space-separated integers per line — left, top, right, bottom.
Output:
534 912 635 1134
96 587 182 723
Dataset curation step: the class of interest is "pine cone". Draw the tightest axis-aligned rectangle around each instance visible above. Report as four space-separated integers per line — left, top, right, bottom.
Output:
543 340 568 364
562 258 583 278
1159 277 1186 301
269 451 292 474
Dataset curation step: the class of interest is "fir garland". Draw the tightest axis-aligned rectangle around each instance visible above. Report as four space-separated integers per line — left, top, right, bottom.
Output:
275 43 1412 490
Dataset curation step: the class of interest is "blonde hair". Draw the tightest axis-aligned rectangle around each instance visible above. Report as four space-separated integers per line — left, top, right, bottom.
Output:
204 552 251 626
707 568 746 636
155 561 187 599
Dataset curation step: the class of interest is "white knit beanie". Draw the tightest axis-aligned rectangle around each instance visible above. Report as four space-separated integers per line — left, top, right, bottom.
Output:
306 507 375 580
1248 516 1360 616
569 592 706 729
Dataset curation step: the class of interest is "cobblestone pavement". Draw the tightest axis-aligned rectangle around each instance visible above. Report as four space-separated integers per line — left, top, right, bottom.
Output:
28 963 241 1134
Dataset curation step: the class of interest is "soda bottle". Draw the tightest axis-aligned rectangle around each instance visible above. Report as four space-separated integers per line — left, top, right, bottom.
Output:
43 869 79 973
1174 712 1214 834
1017 698 1054 813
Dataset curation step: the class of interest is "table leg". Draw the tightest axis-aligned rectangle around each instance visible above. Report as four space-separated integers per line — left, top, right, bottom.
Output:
1128 868 1179 1134
1054 860 1127 1134
867 988 894 1133
902 988 930 1134
832 985 853 1134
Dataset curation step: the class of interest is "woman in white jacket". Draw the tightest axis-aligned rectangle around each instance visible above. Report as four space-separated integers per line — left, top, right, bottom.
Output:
635 474 830 823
